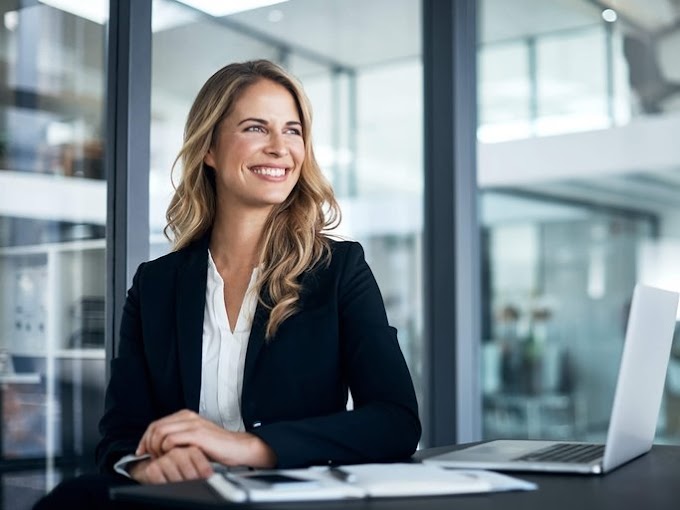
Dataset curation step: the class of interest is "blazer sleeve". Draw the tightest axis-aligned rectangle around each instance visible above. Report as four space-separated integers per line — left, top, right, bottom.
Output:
95 263 156 474
251 242 422 467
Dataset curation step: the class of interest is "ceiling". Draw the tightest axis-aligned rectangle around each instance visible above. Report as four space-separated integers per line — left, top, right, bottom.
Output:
508 168 680 218
156 0 631 73
480 0 601 44
226 0 421 69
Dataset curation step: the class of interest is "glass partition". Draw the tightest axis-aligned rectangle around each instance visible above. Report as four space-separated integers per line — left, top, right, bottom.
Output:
0 0 108 476
478 0 680 443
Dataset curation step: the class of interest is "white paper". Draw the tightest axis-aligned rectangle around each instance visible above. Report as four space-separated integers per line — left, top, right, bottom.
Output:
207 463 536 503
338 463 491 497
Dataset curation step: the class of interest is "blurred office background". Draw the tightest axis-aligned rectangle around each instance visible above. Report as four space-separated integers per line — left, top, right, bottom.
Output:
1 0 680 508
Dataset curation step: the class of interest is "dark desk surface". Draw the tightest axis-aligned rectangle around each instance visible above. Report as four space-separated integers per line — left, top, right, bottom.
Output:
111 444 680 509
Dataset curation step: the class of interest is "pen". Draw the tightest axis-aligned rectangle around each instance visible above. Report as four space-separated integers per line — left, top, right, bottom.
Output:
328 466 357 483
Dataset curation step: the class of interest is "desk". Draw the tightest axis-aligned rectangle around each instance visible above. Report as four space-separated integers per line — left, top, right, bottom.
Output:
111 444 680 509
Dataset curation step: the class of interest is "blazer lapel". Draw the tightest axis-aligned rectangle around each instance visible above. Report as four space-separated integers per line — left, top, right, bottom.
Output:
243 298 268 395
175 234 210 411
243 271 313 393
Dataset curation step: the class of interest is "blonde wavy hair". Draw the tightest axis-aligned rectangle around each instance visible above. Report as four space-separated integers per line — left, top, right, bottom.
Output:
165 60 340 338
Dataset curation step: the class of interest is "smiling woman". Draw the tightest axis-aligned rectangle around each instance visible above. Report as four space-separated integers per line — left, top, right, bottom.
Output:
34 60 421 509
163 61 343 340
204 79 304 216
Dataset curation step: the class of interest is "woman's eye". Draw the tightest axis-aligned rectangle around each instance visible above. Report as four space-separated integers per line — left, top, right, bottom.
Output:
285 128 302 136
245 125 265 133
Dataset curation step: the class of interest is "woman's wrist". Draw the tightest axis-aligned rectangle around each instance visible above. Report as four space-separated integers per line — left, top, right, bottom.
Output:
243 433 277 468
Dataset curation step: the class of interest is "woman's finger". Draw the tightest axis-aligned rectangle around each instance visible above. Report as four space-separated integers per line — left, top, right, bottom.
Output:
141 447 212 484
159 428 203 454
151 411 206 455
173 450 200 480
155 454 184 483
188 446 214 478
174 446 213 480
137 409 200 455
159 417 229 456
142 459 167 484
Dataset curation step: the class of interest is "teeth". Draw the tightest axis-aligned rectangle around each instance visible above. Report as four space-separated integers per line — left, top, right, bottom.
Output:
252 167 286 177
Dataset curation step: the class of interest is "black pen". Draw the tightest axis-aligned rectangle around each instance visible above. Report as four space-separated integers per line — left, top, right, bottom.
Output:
328 466 357 483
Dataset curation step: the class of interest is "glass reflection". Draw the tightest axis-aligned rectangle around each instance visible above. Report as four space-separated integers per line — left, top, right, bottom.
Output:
479 0 680 443
0 0 108 482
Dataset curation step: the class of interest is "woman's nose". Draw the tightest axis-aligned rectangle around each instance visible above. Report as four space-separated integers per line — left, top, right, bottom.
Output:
265 132 289 156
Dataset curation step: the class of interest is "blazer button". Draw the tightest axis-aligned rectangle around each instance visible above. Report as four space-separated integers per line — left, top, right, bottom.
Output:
252 421 262 428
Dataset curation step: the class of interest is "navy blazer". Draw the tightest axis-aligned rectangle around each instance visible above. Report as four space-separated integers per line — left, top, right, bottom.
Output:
96 235 421 472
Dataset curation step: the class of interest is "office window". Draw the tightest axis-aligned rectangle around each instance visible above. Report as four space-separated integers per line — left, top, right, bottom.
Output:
0 0 108 480
478 0 680 443
478 41 532 142
535 28 609 135
149 0 425 423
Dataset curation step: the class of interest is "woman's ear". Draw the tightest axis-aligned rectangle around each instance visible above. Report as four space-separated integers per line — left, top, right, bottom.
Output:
203 149 216 169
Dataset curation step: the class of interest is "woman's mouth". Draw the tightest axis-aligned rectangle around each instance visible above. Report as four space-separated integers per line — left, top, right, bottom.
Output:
250 166 288 180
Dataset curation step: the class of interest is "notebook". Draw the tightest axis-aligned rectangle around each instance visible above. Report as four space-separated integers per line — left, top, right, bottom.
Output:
425 283 679 475
205 463 536 502
111 464 536 505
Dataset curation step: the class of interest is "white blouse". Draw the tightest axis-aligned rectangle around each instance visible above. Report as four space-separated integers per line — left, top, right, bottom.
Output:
200 251 259 432
114 251 259 476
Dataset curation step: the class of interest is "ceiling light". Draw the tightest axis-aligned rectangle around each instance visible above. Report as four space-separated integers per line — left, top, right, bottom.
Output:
38 0 199 32
38 0 108 24
602 9 618 23
4 10 18 31
176 0 289 17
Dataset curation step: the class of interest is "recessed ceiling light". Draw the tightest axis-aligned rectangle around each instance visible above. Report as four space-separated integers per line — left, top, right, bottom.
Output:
38 0 108 24
176 0 289 17
38 0 202 32
602 9 618 23
3 10 18 31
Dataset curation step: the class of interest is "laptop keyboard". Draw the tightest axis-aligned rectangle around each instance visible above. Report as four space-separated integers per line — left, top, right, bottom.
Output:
515 443 605 463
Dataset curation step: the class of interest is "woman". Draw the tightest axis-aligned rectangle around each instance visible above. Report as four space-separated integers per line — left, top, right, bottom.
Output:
39 60 419 507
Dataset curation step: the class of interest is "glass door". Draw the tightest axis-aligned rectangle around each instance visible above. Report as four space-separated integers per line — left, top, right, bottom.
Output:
0 0 108 471
477 0 680 443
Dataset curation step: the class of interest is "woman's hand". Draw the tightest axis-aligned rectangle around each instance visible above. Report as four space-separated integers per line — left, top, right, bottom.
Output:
129 446 213 484
135 409 277 468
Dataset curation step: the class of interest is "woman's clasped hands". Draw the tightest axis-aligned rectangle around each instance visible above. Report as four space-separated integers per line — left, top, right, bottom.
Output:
128 409 276 484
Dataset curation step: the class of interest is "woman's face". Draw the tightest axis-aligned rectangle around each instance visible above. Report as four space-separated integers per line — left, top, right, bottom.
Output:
204 79 304 213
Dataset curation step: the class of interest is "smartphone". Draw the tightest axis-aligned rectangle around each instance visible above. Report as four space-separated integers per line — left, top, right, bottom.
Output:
236 472 320 490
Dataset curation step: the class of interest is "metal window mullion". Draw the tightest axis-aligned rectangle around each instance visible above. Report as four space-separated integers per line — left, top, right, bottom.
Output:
423 0 480 447
105 0 151 370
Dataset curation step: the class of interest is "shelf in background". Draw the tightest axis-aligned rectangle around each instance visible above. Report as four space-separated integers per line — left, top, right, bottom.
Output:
10 349 105 360
0 373 41 384
0 238 105 256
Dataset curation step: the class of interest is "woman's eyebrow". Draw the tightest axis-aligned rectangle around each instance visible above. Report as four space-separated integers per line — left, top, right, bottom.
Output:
238 117 267 126
237 118 302 127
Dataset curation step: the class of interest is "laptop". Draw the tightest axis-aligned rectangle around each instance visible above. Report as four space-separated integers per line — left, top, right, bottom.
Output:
425 283 679 475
